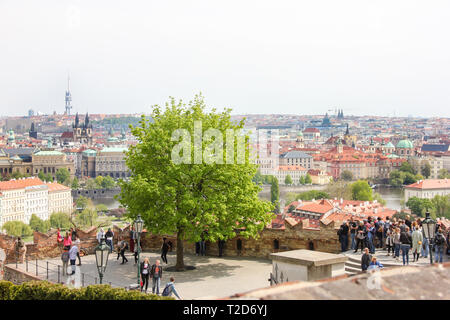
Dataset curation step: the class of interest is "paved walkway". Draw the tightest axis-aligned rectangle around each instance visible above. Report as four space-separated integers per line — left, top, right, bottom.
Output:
10 251 272 299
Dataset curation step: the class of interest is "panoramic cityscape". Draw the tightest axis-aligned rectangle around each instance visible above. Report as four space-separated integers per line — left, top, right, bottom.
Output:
0 0 449 312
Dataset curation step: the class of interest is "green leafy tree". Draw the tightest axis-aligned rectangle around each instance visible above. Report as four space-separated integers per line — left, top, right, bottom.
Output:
95 204 109 214
437 169 450 179
431 195 450 218
71 177 79 189
101 176 116 189
350 180 373 201
341 170 353 181
117 95 274 270
55 168 70 184
252 171 263 185
299 175 305 185
304 173 312 184
421 162 431 178
75 196 89 210
399 161 416 174
49 212 72 230
389 170 405 187
11 171 23 179
38 171 45 181
2 221 33 237
325 181 352 200
373 192 387 206
95 176 104 189
284 174 293 185
85 178 97 190
296 190 330 201
29 214 50 233
403 172 418 185
75 208 98 228
271 177 280 213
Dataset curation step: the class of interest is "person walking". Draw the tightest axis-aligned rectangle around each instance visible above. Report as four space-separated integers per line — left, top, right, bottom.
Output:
140 257 151 293
354 221 366 253
96 228 105 243
400 226 412 265
129 227 135 253
361 248 372 272
61 248 70 276
162 277 182 299
68 244 78 275
338 221 349 252
134 241 141 265
63 232 72 250
218 239 225 257
434 228 446 263
120 240 129 264
105 228 114 253
411 225 423 262
161 238 169 264
151 259 163 295
74 236 82 266
393 227 401 260
349 217 358 251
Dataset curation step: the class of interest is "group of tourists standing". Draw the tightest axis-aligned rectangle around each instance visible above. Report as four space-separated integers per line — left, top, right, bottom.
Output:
337 215 449 269
57 228 81 276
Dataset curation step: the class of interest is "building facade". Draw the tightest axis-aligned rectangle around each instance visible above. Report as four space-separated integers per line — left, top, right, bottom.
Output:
404 179 450 202
95 147 129 178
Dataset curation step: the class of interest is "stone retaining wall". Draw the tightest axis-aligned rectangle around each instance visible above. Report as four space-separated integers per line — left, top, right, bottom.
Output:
3 265 42 285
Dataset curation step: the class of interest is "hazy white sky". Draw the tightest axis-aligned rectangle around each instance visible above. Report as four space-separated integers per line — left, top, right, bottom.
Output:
0 0 449 117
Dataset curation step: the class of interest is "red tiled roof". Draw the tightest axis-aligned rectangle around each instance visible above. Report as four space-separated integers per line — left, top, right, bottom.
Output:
46 182 71 192
0 177 44 190
405 179 450 190
61 131 74 139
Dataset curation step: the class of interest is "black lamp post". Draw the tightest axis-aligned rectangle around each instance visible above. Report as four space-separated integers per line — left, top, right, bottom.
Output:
134 215 144 286
422 211 436 264
95 237 110 284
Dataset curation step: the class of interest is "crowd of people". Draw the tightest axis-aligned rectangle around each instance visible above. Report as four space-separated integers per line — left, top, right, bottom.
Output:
337 215 450 269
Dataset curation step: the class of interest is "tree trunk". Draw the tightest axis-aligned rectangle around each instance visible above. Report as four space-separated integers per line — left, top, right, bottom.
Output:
175 229 185 271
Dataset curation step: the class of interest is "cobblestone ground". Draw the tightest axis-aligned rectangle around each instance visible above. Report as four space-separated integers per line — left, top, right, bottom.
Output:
13 251 272 299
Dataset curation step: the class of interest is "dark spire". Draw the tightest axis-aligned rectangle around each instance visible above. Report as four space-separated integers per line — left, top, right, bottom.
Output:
30 122 35 132
74 113 79 128
84 113 89 128
345 123 349 135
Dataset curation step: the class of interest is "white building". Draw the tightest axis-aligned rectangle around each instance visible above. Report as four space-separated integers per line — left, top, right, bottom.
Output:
404 179 450 202
25 184 49 222
274 165 307 185
46 182 73 215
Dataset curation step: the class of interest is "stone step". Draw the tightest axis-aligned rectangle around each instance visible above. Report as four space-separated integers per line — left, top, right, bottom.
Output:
345 261 361 269
345 265 361 274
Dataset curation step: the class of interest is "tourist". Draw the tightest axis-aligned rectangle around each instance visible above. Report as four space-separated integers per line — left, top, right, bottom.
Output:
349 217 358 250
411 224 423 262
134 241 141 265
129 226 135 253
63 232 72 250
74 236 82 266
218 239 225 257
375 217 384 249
161 238 169 264
162 277 182 299
385 227 394 256
15 237 26 264
120 239 129 264
421 235 429 259
56 228 63 251
338 221 349 252
434 228 446 263
140 257 151 293
361 248 371 272
446 231 450 255
96 228 105 243
400 226 412 265
367 222 376 254
405 215 412 229
68 244 78 275
368 257 384 270
105 228 114 253
151 259 163 295
383 216 391 246
354 221 366 253
200 234 206 256
195 241 200 256
399 220 407 233
70 228 77 242
393 227 401 260
61 248 69 276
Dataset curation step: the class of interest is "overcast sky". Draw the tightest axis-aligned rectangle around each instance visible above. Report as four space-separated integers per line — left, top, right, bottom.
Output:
0 0 449 117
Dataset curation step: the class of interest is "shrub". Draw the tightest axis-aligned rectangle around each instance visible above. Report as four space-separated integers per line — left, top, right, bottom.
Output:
0 280 172 300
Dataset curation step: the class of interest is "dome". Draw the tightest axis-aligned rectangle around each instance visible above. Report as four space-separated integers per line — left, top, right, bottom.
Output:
385 142 394 148
297 131 303 137
396 140 413 149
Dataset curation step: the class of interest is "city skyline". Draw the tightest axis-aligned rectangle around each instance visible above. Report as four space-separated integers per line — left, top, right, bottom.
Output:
1 0 449 117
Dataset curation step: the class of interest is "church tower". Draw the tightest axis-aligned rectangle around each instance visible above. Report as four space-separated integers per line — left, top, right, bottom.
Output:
65 75 73 115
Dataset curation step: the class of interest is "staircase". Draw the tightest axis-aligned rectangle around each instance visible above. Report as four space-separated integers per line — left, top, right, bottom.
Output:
343 249 406 276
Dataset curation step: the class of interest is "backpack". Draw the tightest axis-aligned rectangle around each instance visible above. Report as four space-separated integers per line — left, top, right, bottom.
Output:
435 233 445 246
337 228 342 236
61 252 69 262
162 283 172 297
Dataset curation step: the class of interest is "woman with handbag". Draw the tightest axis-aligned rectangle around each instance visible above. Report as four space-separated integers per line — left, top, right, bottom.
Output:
140 257 151 293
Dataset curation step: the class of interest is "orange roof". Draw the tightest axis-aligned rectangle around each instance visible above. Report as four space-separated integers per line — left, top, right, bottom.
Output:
0 177 44 190
297 202 333 214
277 165 307 171
45 182 71 192
405 179 450 190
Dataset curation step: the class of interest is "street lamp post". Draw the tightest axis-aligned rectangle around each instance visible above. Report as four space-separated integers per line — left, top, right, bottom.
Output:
94 237 110 284
422 211 436 265
134 215 144 286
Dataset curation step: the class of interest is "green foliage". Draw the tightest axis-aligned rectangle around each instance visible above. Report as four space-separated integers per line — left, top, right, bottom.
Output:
287 205 295 213
1 221 33 237
373 192 387 206
304 173 312 184
421 162 431 178
399 161 416 174
284 174 293 185
271 177 280 213
350 180 373 201
389 169 419 186
29 214 51 233
406 196 433 217
55 168 70 184
71 177 79 189
325 181 352 200
252 171 263 185
101 175 116 189
341 170 353 181
49 212 72 230
299 175 305 185
85 178 97 190
0 281 171 300
76 196 89 210
38 171 45 181
403 172 418 185
438 169 450 179
11 171 23 179
96 204 109 213
75 208 98 228
118 95 274 269
431 195 450 219
295 190 330 201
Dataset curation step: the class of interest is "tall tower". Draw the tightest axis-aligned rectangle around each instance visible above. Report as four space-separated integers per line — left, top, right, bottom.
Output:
65 75 72 115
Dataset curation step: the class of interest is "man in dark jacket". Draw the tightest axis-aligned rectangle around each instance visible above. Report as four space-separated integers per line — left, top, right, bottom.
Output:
361 248 372 272
338 222 349 252
151 259 163 294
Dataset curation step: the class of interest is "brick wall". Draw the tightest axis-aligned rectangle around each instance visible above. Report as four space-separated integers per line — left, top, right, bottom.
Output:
3 265 42 285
